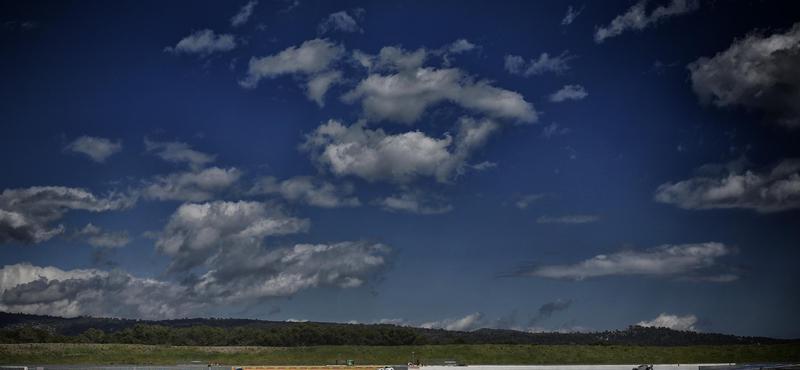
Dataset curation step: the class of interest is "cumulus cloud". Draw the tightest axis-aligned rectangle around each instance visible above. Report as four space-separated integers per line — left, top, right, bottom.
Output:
70 223 132 248
687 23 800 129
317 9 364 35
345 46 537 124
548 85 587 102
437 39 480 67
595 0 699 43
637 313 701 331
300 118 500 184
164 29 237 56
65 136 122 163
561 5 585 26
231 0 258 27
195 239 395 305
152 200 310 272
306 70 344 107
541 122 572 138
247 176 360 208
446 39 478 54
530 299 572 325
0 263 203 318
0 187 136 245
240 38 345 105
511 242 736 281
0 236 394 317
373 192 453 215
240 38 344 86
536 214 599 223
654 158 800 213
144 138 216 169
142 167 242 202
504 51 575 77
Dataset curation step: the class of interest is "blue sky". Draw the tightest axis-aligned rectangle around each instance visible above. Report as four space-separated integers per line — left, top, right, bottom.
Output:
1 0 799 338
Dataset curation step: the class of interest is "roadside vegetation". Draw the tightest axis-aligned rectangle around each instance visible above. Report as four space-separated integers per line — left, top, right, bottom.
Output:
1 343 799 365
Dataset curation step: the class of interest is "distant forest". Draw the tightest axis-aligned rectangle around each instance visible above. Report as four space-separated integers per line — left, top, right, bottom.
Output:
0 312 796 347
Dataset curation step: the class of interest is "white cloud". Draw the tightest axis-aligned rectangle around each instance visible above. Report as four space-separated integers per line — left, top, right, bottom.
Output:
194 239 395 304
654 158 800 213
446 39 477 54
536 214 599 223
152 200 310 272
420 312 485 331
565 146 578 160
1 200 394 318
164 29 237 56
0 236 395 318
420 311 518 332
0 239 394 317
373 192 453 215
278 0 300 14
548 85 588 102
504 51 575 77
285 318 309 323
377 318 410 326
595 0 699 43
687 23 800 129
471 161 497 171
317 9 364 35
514 193 548 209
344 46 537 124
231 0 258 27
300 117 500 184
247 176 360 208
70 223 131 248
513 242 736 281
0 187 136 245
637 313 700 331
142 167 242 202
239 38 345 106
541 122 572 138
65 136 122 163
144 138 216 169
306 70 343 107
438 39 480 67
239 38 345 88
0 263 202 318
561 5 585 26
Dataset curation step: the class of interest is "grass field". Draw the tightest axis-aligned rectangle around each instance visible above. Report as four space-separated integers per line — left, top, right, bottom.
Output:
1 343 799 365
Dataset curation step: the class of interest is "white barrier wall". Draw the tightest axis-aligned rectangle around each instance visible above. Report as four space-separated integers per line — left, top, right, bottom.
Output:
416 364 735 370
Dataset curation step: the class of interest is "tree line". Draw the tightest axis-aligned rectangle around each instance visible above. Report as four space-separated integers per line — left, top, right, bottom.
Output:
0 323 431 346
